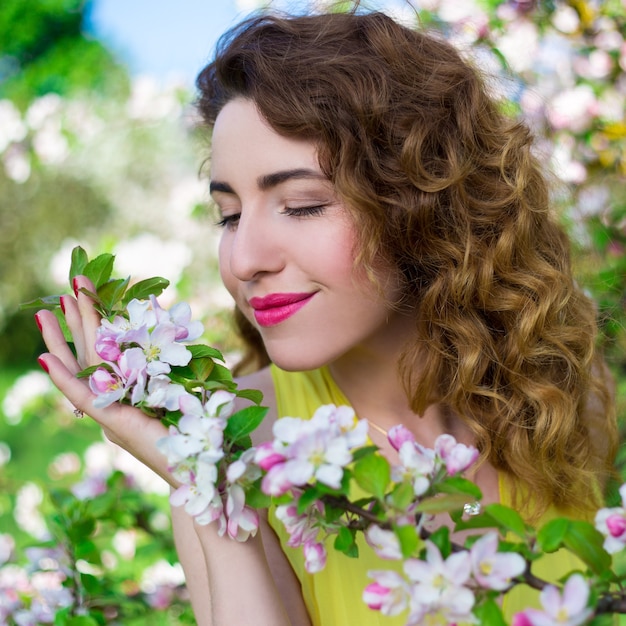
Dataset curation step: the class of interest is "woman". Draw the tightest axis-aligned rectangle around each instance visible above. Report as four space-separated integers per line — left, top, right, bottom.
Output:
35 8 617 625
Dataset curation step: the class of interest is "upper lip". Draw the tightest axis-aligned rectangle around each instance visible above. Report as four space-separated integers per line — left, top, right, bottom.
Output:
249 292 315 310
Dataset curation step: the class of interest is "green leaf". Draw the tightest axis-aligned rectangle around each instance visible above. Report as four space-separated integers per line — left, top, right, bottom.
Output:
76 364 106 379
245 480 272 509
189 344 225 361
65 616 100 626
473 598 507 626
437 476 482 500
353 454 390 501
351 445 379 462
561 520 611 575
428 526 451 558
390 481 415 511
416 493 470 514
83 254 115 288
537 518 570 553
236 388 264 405
96 276 129 312
334 526 359 558
395 523 420 558
69 246 89 282
189 356 215 381
483 503 527 538
19 294 61 310
122 276 170 304
209 362 235 383
224 406 268 443
296 487 323 515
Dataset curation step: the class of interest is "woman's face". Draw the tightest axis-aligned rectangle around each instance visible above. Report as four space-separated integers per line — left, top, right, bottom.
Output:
211 98 408 371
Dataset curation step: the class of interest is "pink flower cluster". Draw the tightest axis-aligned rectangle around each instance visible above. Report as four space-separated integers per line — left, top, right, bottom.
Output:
275 497 327 573
388 425 480 497
157 391 260 541
255 404 368 496
89 297 203 410
364 533 526 624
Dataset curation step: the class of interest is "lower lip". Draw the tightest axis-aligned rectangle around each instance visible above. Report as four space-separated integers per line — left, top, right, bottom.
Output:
252 294 315 327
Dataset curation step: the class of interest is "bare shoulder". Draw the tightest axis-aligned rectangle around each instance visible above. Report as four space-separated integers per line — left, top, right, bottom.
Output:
235 366 277 445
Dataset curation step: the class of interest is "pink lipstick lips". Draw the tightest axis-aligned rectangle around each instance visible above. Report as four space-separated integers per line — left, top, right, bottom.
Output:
249 292 316 327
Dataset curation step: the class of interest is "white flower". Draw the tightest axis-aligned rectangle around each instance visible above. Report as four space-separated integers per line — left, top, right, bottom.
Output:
470 532 526 590
365 525 403 561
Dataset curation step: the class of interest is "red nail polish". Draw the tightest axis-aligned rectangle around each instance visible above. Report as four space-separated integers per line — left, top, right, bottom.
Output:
60 296 66 314
72 277 79 297
34 312 43 332
37 356 49 373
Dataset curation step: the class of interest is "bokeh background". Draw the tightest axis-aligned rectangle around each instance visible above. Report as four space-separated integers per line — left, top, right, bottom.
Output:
0 0 625 623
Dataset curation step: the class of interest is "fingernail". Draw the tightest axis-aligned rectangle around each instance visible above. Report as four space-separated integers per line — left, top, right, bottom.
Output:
60 296 66 314
72 277 79 297
37 356 49 373
34 312 43 332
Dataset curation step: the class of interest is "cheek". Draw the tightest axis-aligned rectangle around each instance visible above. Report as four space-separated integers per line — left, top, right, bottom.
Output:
218 236 236 298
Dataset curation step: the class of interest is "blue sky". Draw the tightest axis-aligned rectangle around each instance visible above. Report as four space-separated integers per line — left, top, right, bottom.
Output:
86 0 246 86
86 0 404 85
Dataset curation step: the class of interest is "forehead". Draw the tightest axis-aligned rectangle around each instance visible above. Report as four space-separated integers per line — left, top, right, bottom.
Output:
210 98 321 179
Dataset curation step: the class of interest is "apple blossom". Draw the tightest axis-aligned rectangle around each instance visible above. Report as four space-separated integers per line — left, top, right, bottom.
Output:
274 497 324 549
469 531 526 591
392 440 436 497
434 434 479 476
149 295 204 341
365 525 403 561
403 541 475 624
595 483 626 553
512 574 593 626
259 404 365 495
303 541 327 573
364 570 410 616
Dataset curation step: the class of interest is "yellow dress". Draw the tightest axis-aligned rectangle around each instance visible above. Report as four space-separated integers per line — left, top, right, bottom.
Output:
267 365 587 625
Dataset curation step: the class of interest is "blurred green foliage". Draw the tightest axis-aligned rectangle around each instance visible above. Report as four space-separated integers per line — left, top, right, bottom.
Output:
0 0 129 107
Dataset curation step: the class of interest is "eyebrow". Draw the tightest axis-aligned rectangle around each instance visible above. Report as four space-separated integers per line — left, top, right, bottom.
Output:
209 168 327 195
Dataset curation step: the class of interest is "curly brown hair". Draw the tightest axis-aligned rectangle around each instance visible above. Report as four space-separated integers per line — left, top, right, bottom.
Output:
196 10 617 518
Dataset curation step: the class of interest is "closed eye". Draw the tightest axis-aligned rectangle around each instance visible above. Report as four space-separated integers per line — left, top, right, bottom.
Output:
282 205 327 218
215 213 240 229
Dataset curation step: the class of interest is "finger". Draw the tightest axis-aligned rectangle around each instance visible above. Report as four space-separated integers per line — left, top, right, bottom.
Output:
38 352 175 486
36 309 82 376
73 275 103 366
38 352 94 413
59 295 87 368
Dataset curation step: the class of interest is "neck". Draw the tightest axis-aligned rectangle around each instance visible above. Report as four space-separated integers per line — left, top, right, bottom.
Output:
328 331 455 448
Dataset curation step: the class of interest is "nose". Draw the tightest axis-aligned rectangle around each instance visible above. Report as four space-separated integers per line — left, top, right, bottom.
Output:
224 207 285 282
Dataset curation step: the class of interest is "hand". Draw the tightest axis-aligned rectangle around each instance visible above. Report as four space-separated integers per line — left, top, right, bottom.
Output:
36 275 176 487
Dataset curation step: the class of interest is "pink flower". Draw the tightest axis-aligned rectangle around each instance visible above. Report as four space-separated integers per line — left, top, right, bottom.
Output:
150 295 204 341
363 571 409 616
259 405 364 496
89 367 125 407
387 424 415 451
434 434 479 475
403 541 475 624
254 441 285 471
365 525 403 560
274 498 323 548
94 333 121 361
469 532 526 591
303 541 327 573
595 483 626 553
226 484 259 541
513 574 593 626
392 440 435 497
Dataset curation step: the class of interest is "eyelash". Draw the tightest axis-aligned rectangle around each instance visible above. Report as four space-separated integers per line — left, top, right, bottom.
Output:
215 205 327 229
